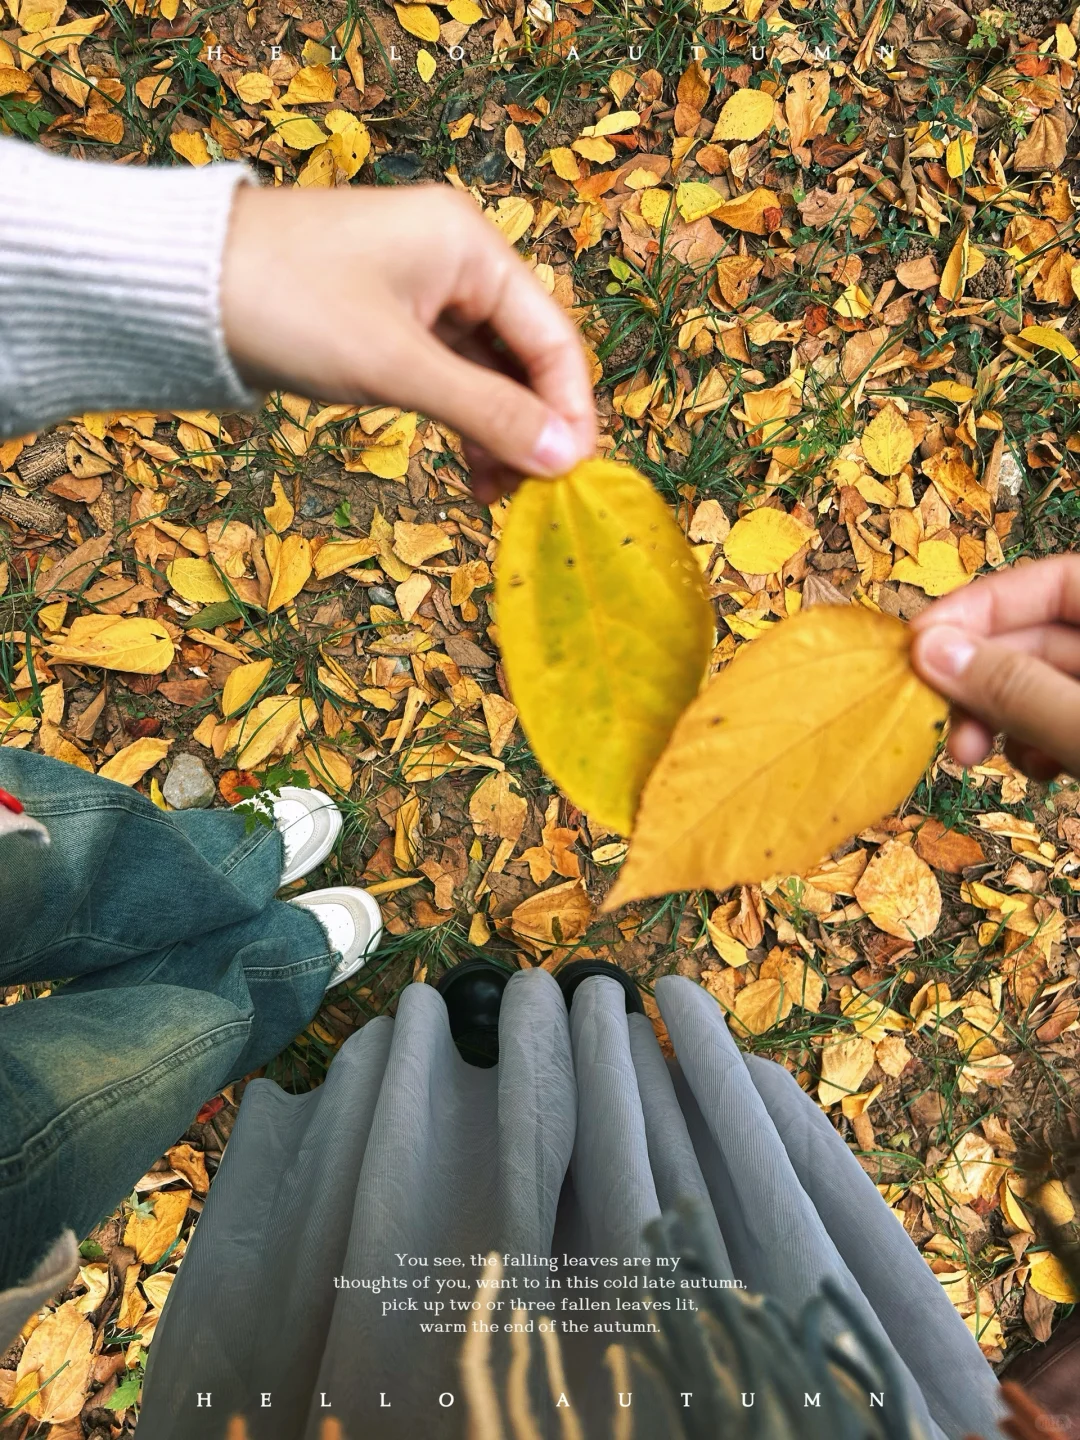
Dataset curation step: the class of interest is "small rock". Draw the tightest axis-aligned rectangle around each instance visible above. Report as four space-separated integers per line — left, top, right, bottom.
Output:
378 152 424 181
300 493 332 519
468 150 507 186
368 585 397 608
162 752 216 810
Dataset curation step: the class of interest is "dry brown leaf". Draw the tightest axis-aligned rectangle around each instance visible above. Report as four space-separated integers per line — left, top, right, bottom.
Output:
854 838 941 940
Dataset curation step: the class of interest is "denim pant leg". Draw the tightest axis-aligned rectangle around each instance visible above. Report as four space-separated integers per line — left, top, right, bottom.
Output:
0 750 334 1290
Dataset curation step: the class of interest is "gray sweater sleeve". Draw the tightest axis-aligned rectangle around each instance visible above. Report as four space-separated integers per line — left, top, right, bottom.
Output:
0 138 262 440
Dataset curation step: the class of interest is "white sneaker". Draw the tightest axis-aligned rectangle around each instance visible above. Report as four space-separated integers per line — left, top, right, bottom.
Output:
290 886 383 987
236 785 343 885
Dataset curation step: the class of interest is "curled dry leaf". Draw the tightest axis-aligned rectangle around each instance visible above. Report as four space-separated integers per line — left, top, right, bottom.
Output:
495 459 712 835
607 608 947 906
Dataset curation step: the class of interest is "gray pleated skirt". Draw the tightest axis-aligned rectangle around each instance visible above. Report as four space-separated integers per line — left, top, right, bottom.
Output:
139 970 1003 1440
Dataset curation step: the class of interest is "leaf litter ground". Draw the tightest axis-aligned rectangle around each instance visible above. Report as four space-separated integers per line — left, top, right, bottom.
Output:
3 0 1080 1428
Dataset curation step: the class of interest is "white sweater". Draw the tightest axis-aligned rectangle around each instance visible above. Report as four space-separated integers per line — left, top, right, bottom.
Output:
0 137 261 439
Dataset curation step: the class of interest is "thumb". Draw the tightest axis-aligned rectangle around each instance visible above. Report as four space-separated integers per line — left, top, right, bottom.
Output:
911 624 1080 777
387 317 590 479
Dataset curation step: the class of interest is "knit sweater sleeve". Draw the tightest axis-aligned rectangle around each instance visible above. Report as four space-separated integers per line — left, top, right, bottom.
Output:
0 138 262 440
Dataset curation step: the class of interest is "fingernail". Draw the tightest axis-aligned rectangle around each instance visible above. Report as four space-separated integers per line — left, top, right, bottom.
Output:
918 625 976 678
530 415 581 476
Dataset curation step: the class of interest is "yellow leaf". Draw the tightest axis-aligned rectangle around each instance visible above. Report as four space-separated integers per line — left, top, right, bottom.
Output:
640 187 674 228
945 133 975 178
1055 22 1077 60
166 556 229 604
713 87 775 141
854 837 941 940
723 506 812 575
235 70 274 104
325 111 370 177
361 440 411 478
447 0 482 19
676 180 724 222
234 695 317 768
890 538 971 596
580 108 640 138
1018 324 1078 362
394 2 440 40
313 537 380 579
834 282 872 319
222 657 273 717
548 146 580 182
487 196 535 244
97 736 172 786
14 1299 93 1423
711 186 781 235
1029 1252 1079 1304
495 459 713 835
861 403 915 476
510 878 592 949
280 63 335 104
47 615 174 674
504 120 526 169
263 474 294 533
572 136 616 163
262 111 327 149
123 1188 190 1264
607 608 947 904
393 521 454 566
267 533 312 611
169 130 210 166
818 1036 875 1108
417 48 436 82
924 380 976 404
730 976 791 1035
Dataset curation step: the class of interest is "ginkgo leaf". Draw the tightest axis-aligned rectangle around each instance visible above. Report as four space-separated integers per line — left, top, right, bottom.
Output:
861 403 915 476
723 506 812 575
97 736 172 786
222 657 273 716
167 556 229 603
713 87 775 141
47 615 174 674
606 607 946 905
495 459 713 835
395 2 440 41
267 533 312 611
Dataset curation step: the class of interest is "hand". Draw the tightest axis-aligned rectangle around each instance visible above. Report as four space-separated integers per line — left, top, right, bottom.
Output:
220 182 597 503
910 554 1080 780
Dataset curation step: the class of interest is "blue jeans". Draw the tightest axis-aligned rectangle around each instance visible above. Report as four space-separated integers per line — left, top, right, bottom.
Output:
0 749 334 1291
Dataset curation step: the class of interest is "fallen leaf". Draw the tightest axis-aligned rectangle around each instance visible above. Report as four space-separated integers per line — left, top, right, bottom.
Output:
510 879 592 949
724 506 813 574
854 837 941 940
393 521 454 567
267 533 312 612
167 556 229 604
607 607 947 905
123 1187 190 1264
97 736 172 786
890 539 971 595
14 1299 94 1423
263 474 294 533
469 769 527 844
394 2 440 40
1028 1252 1079 1304
713 87 775 141
221 657 273 717
913 816 986 873
495 460 712 835
862 404 915 477
47 615 174 674
818 1036 875 1107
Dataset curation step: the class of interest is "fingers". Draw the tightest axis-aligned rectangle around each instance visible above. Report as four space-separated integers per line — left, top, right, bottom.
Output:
947 709 994 767
445 205 598 465
911 554 1080 638
378 312 591 481
911 623 1080 778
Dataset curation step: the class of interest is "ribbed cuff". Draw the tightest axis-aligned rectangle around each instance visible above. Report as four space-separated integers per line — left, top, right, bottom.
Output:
0 138 262 439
